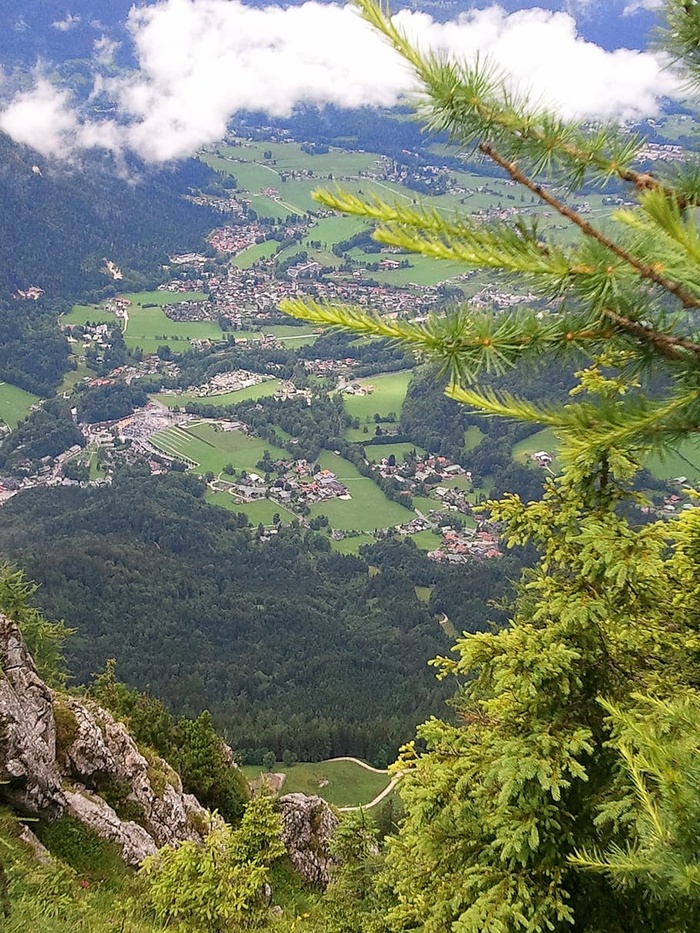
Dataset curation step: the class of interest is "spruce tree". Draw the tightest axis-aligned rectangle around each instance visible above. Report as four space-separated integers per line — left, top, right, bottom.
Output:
282 2 700 929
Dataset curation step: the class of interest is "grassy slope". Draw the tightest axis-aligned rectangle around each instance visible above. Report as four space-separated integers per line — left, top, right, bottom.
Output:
242 759 390 808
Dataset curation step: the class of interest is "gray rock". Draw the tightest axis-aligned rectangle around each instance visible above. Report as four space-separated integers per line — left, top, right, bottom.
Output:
278 793 339 888
0 612 208 865
0 614 65 816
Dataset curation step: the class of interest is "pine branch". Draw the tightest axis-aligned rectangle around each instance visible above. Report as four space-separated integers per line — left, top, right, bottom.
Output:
354 0 694 206
479 143 700 310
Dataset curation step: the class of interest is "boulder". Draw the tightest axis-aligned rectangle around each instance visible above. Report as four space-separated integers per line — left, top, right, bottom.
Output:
278 793 339 888
0 612 208 865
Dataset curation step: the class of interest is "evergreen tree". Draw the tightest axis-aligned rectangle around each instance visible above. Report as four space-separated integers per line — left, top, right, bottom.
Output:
283 2 700 929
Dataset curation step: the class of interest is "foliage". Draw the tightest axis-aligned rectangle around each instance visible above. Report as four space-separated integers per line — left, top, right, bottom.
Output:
0 471 472 763
0 565 70 686
141 796 285 932
88 661 249 824
279 1 700 929
0 396 85 473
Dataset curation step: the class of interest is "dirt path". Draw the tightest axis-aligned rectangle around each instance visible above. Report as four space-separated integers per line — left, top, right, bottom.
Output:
326 756 388 774
338 776 401 812
327 757 403 812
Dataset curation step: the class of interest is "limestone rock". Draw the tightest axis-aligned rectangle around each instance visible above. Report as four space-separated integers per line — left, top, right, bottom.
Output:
0 614 65 816
0 612 207 864
64 788 158 865
278 793 339 888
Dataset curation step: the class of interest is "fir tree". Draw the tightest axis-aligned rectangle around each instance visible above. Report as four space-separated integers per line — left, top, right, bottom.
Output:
282 2 700 929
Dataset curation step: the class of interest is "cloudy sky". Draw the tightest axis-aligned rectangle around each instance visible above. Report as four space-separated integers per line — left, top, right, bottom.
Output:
0 0 678 162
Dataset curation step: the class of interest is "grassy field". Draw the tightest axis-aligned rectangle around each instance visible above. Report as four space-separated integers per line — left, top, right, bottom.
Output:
646 436 700 484
123 303 223 355
230 240 279 268
409 529 443 550
205 490 294 524
343 371 413 431
153 379 281 409
242 759 390 808
512 428 560 463
328 533 375 554
0 382 40 427
307 450 414 532
151 422 287 475
64 291 217 355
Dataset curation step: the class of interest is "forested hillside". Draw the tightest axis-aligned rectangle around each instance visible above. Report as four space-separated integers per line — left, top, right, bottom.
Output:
0 467 521 763
0 134 218 299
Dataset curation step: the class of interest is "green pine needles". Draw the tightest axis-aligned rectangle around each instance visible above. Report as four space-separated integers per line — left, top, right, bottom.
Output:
282 0 700 470
280 2 700 931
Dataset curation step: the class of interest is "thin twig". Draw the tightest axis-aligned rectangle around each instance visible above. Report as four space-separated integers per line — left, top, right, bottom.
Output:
480 142 700 311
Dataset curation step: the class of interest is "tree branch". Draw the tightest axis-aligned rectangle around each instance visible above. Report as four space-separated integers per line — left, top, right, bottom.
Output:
479 142 700 311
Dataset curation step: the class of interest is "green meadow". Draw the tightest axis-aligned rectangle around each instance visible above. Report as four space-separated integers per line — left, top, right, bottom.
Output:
307 450 413 532
0 382 40 427
205 491 294 524
342 370 413 436
153 379 282 409
242 758 390 808
328 533 375 554
151 422 287 475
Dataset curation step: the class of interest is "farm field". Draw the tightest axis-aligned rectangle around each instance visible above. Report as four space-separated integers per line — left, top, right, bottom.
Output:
409 529 443 550
351 251 466 287
512 428 559 463
242 758 390 808
62 304 116 327
151 422 287 475
342 371 413 431
0 382 40 427
230 240 279 268
328 533 375 554
123 303 223 355
204 491 294 524
64 291 215 355
307 450 413 532
153 379 281 409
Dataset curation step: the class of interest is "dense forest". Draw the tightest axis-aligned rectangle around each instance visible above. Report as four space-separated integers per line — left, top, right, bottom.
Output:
0 133 219 300
0 297 73 395
0 467 522 764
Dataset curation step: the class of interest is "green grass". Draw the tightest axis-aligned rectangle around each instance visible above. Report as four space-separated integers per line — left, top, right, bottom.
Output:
646 436 700 484
242 759 390 808
123 303 223 354
0 382 40 427
512 428 560 463
343 371 413 430
152 380 281 409
464 425 484 451
151 423 287 476
230 240 279 268
61 304 116 326
58 357 91 394
328 533 375 554
414 585 432 603
307 450 414 532
205 490 293 523
409 530 444 550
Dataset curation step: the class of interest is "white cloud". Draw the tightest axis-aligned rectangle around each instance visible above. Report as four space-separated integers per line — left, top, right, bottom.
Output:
0 80 121 159
52 13 81 32
93 35 121 66
0 1 683 162
623 0 663 15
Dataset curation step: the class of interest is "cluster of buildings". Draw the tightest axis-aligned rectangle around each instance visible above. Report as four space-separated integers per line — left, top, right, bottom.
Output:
428 527 502 564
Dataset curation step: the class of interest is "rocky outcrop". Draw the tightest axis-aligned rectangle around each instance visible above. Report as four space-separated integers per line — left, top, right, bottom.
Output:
0 613 208 865
278 793 339 888
0 614 66 817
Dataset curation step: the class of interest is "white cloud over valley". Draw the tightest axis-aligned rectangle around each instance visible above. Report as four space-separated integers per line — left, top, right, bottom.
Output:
0 0 682 161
